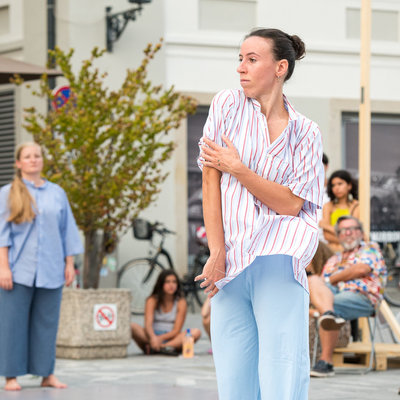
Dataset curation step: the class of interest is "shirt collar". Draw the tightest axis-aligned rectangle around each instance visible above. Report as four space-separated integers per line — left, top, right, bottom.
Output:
249 94 299 123
283 94 300 123
22 178 48 189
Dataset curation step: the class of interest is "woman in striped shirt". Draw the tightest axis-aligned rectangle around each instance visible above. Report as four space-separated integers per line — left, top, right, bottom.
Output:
197 28 324 399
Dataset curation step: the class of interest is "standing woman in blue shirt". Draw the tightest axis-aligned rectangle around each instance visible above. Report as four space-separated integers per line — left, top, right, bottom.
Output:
0 142 83 391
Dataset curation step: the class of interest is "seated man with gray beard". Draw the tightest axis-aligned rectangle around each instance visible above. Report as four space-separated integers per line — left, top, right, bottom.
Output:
309 216 387 377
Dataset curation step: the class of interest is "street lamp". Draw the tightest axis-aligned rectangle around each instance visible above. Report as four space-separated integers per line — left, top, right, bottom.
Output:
106 0 152 52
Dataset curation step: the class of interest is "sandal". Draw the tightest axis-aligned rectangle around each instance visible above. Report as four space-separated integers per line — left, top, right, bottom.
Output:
159 346 179 356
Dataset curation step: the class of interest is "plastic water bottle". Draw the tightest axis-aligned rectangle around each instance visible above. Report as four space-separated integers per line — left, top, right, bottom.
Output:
182 328 194 358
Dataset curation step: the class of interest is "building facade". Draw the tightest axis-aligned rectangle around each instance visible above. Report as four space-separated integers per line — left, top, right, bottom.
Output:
1 0 400 274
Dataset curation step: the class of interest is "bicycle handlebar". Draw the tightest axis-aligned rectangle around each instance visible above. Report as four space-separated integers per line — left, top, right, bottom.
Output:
151 222 176 236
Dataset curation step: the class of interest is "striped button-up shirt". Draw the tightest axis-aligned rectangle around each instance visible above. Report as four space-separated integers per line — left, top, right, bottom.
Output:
199 89 324 291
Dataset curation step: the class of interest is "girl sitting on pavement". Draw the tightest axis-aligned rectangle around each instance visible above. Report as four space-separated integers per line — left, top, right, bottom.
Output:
131 270 201 355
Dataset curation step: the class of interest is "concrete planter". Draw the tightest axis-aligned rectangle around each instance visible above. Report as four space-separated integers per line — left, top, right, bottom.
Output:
56 288 131 359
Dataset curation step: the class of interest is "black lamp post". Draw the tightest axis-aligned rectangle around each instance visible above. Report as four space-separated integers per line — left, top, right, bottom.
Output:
106 0 152 52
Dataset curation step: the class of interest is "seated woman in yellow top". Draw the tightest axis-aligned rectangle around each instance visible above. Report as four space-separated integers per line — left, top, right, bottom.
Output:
320 170 359 251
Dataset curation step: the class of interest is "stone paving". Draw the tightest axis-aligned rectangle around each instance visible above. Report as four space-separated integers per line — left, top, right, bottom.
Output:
1 313 400 399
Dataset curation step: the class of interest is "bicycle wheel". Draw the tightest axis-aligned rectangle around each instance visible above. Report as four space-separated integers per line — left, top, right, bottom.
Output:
384 268 400 308
117 258 165 314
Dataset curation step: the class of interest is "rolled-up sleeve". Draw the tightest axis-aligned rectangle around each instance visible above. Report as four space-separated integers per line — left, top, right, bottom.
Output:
197 90 234 171
0 186 12 248
61 190 83 256
286 126 324 208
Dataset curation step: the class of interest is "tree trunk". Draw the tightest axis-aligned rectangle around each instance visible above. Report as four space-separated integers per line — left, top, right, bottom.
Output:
83 230 105 288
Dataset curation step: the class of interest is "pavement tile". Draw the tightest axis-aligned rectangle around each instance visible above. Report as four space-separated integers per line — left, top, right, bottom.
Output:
1 313 399 399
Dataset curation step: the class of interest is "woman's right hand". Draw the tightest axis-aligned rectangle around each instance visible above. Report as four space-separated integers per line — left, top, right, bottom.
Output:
149 335 162 352
195 249 226 298
0 266 13 290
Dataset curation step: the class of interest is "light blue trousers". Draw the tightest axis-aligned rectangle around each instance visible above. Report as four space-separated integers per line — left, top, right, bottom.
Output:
0 283 63 377
211 255 310 400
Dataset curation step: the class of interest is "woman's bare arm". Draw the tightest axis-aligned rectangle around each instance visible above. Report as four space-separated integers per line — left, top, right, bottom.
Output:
64 255 75 287
201 136 304 216
320 203 340 244
232 164 304 216
319 202 334 232
194 166 226 298
323 230 340 244
0 247 12 290
144 297 163 350
351 201 360 219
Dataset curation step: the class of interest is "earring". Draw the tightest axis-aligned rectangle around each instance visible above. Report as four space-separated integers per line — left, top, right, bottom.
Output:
348 193 353 202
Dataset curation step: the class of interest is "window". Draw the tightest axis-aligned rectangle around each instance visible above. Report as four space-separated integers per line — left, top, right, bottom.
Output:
343 113 400 231
0 90 15 187
199 0 256 31
346 8 399 42
0 6 10 36
187 106 208 262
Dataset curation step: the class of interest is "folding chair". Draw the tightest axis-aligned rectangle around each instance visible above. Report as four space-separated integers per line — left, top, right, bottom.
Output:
332 304 380 374
312 304 380 374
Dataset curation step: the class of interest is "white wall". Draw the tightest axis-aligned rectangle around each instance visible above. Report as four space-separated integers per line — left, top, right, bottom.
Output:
56 0 165 84
163 0 400 171
164 0 400 100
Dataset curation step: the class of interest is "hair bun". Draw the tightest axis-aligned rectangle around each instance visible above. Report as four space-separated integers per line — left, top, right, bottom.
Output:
290 35 306 60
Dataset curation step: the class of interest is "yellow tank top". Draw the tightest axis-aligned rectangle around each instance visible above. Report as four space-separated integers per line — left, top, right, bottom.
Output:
330 208 350 226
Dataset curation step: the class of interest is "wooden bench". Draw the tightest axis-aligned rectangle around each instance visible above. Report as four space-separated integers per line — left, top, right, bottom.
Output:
333 342 400 371
333 310 400 371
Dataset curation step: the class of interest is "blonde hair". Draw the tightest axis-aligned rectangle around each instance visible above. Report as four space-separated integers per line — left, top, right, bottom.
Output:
7 142 41 224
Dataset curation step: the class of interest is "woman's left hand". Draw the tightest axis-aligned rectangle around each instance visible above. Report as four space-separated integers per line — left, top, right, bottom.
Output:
64 262 75 287
201 135 242 175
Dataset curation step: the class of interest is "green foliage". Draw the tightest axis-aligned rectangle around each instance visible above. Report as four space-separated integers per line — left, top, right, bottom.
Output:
24 42 196 235
23 42 197 287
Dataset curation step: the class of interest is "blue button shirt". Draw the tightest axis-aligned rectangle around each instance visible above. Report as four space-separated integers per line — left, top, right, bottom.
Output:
0 179 83 288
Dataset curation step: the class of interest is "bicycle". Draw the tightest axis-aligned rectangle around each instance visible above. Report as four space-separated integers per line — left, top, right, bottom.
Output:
117 219 209 314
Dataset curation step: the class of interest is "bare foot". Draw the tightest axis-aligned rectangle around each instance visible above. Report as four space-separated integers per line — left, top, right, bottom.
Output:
41 374 67 389
5 377 21 391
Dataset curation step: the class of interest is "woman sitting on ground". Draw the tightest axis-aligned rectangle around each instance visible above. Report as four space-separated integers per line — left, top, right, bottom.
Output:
320 170 359 252
131 270 201 355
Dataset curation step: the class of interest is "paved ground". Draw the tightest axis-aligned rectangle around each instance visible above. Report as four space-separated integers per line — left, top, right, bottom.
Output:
1 312 400 399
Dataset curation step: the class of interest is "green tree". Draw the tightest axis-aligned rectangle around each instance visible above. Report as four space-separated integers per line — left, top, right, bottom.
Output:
23 42 197 288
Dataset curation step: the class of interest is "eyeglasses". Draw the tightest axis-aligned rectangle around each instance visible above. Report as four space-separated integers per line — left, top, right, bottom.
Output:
337 226 361 235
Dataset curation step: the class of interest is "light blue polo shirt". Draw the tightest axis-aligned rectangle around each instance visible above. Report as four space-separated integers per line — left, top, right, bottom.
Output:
0 179 83 288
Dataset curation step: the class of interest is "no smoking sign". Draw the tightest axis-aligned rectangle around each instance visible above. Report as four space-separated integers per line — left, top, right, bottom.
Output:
93 304 117 331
